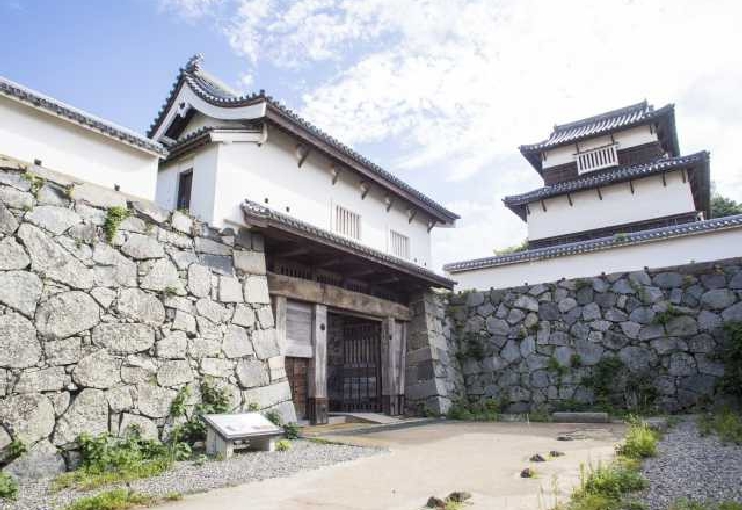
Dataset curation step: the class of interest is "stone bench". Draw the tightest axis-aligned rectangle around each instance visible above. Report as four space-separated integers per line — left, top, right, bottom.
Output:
203 413 283 459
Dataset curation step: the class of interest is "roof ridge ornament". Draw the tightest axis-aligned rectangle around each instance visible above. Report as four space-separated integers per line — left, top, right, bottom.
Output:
185 54 204 72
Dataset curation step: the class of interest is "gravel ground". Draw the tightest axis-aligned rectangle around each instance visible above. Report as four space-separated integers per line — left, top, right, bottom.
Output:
3 440 384 510
641 418 742 510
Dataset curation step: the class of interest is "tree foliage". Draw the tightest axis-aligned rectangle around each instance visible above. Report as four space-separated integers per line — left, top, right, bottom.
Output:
711 194 742 219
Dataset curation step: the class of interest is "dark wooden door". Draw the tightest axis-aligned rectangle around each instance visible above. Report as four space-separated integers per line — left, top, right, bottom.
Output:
285 357 309 420
341 320 382 413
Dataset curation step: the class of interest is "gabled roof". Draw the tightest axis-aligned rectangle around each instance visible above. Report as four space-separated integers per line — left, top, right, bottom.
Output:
0 76 166 156
503 151 710 220
241 199 455 289
444 212 742 274
148 55 458 224
519 101 679 172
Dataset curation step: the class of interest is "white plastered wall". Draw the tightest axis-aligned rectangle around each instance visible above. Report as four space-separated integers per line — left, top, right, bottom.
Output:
156 144 219 223
526 170 696 241
542 125 659 168
449 227 742 290
211 126 434 268
0 96 159 200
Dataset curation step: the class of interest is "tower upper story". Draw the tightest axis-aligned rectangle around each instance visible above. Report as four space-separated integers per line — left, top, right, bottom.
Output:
505 101 710 249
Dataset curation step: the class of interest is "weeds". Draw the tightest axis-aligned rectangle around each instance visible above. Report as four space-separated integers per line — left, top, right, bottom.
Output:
172 380 231 445
670 500 742 510
447 398 501 421
282 422 300 439
717 322 742 405
697 410 742 444
0 472 18 500
275 439 291 452
617 421 659 459
64 489 154 510
104 206 130 243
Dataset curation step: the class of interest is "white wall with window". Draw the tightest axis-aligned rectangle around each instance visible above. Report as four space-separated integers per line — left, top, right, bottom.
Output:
156 125 435 267
525 170 696 242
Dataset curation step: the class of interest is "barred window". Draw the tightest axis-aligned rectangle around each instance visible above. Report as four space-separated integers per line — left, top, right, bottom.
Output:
334 205 361 240
389 230 410 259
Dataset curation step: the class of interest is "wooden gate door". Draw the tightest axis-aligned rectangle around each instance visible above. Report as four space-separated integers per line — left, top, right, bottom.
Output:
341 320 382 412
285 357 309 420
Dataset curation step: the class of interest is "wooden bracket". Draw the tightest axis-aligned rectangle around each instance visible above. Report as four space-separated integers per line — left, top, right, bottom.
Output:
384 195 394 212
330 165 340 185
407 208 417 224
427 219 437 233
629 180 635 194
662 172 667 187
540 199 547 212
567 193 573 206
295 144 311 168
525 204 530 215
597 187 603 200
360 182 370 199
681 169 687 183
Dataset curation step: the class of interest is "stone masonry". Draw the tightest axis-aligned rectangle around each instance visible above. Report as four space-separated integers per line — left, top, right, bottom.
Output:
446 260 742 414
0 161 294 476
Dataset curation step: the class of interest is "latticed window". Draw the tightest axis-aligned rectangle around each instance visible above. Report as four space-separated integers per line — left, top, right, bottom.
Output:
334 205 361 240
389 229 410 259
576 144 618 173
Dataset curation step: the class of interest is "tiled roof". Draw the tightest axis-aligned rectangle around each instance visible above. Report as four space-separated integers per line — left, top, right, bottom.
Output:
0 76 166 156
503 151 709 215
443 213 742 273
149 55 458 222
520 101 673 152
241 200 455 289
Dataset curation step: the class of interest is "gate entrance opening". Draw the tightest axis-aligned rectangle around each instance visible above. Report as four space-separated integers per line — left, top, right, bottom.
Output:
327 313 382 413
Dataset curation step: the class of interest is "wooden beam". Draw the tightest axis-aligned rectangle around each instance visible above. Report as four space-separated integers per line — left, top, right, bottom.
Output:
567 193 573 206
348 267 378 278
330 165 340 185
427 219 437 233
407 208 417 224
681 169 687 183
629 180 635 194
662 172 667 186
360 181 370 199
541 199 547 212
597 187 603 200
273 296 287 354
384 195 394 212
267 272 411 321
280 246 312 258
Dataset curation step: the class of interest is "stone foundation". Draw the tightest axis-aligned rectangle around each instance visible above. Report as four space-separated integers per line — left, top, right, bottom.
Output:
0 161 295 474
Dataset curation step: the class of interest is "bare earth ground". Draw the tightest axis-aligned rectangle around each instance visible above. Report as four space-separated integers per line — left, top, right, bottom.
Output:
161 421 625 510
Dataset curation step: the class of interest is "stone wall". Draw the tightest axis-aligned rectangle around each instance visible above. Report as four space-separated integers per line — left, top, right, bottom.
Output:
447 260 742 414
0 161 294 474
404 292 464 415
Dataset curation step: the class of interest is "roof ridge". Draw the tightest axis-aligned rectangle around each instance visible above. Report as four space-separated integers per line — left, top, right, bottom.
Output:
553 101 649 132
444 211 742 273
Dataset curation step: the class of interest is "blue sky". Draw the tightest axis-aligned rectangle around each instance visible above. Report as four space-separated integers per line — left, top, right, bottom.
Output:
2 0 741 269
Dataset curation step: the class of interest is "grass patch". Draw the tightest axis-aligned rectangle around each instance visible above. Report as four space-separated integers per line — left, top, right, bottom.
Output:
697 410 742 445
446 398 502 421
64 489 154 510
103 206 130 244
276 439 291 452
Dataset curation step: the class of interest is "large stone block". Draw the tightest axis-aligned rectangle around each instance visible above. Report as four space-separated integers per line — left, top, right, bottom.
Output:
0 312 40 368
121 233 165 259
222 325 253 358
218 276 244 303
140 258 185 294
0 393 55 444
136 384 176 418
18 224 94 289
701 289 736 310
92 243 137 287
200 358 235 378
92 323 155 354
117 288 165 325
119 413 159 440
195 237 231 256
243 275 270 304
45 337 82 365
14 366 65 393
25 205 81 235
5 440 65 480
233 250 266 275
156 330 187 359
236 359 270 388
35 291 100 339
196 298 232 324
70 182 126 208
157 360 194 387
54 388 109 445
242 380 292 409
0 202 19 235
73 350 121 388
252 329 280 359
0 236 30 270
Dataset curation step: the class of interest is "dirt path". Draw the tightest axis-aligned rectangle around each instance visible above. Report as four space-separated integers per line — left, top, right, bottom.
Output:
160 421 624 510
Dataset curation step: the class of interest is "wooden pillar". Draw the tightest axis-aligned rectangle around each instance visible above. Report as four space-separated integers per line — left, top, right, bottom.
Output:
308 304 328 424
381 317 405 416
273 296 287 354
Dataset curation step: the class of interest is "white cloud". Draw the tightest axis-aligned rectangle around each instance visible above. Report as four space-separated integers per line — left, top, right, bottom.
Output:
161 0 742 268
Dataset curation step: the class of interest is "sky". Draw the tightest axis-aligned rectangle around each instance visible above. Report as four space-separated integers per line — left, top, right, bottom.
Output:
1 0 741 271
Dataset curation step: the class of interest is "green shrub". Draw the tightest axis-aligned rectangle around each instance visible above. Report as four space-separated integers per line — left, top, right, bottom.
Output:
174 380 231 445
265 410 282 426
282 422 300 439
446 399 501 421
617 422 659 459
64 489 154 510
576 461 647 500
276 439 291 452
717 322 742 405
0 472 18 500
